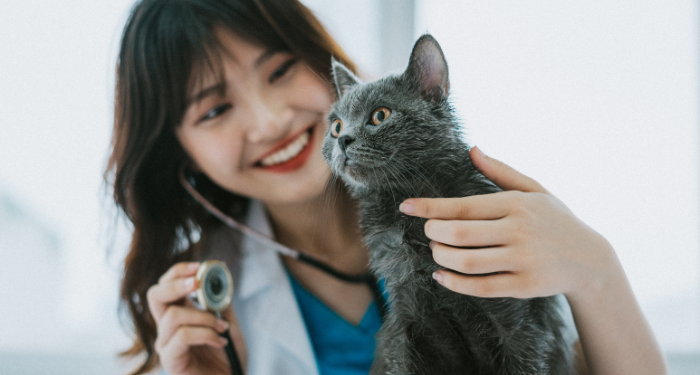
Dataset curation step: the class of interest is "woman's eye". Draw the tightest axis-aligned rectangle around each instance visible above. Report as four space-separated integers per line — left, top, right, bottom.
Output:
199 103 232 123
370 107 392 125
269 58 297 83
330 119 343 138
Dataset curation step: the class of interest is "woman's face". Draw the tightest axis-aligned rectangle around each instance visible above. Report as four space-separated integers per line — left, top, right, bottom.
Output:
176 30 334 206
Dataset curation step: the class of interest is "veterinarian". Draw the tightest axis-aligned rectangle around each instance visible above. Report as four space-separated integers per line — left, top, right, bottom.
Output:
106 0 666 374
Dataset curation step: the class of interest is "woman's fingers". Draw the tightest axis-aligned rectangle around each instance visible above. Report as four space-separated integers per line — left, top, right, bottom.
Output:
158 326 228 358
147 263 200 320
431 243 513 275
469 146 549 194
401 193 510 220
156 305 229 349
433 270 533 299
159 262 200 284
424 219 510 247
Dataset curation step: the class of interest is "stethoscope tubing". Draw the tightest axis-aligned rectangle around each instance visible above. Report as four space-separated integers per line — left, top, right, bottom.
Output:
179 169 380 284
180 168 388 349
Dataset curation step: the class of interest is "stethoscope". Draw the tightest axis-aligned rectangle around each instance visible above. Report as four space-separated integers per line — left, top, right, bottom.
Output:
179 169 388 374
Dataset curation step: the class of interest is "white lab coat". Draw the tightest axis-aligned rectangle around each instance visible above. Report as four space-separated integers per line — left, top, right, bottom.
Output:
205 200 321 375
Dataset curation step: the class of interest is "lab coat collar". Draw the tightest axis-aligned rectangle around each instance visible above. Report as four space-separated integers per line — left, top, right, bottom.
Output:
236 199 277 300
235 200 319 374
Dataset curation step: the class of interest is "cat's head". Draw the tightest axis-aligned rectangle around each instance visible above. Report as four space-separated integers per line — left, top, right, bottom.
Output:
322 34 463 192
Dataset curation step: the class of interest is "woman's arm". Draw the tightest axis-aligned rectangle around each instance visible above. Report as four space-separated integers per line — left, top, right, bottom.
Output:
566 252 664 374
399 146 666 374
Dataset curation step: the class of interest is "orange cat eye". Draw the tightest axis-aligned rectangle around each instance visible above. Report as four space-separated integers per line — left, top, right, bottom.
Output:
331 119 343 137
371 107 391 125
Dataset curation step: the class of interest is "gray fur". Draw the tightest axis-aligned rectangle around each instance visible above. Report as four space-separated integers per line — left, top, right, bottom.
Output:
322 35 574 375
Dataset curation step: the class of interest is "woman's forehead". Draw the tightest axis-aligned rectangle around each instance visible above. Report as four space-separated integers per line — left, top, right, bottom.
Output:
187 29 277 90
213 28 273 66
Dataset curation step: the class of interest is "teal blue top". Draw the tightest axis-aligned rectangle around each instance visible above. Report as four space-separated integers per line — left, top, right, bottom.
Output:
288 275 384 375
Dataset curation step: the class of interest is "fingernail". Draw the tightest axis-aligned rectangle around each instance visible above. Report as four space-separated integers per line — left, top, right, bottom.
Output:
218 337 229 346
399 200 415 215
217 319 230 332
432 271 443 283
184 277 195 290
429 241 436 250
188 262 200 271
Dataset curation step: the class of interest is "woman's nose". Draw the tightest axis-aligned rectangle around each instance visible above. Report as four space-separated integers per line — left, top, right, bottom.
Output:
244 95 293 144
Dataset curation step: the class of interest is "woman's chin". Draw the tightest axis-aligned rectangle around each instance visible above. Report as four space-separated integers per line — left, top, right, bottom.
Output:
263 169 333 206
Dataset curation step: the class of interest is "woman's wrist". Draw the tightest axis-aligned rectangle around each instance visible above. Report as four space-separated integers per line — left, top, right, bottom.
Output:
563 241 666 375
563 234 621 304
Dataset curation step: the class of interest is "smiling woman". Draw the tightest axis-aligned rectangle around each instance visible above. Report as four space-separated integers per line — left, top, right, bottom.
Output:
106 1 356 373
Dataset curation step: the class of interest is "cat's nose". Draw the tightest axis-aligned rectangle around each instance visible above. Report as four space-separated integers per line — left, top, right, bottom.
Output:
338 135 354 154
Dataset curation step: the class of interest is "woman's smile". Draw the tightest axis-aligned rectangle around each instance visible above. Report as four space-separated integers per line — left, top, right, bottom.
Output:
256 125 315 172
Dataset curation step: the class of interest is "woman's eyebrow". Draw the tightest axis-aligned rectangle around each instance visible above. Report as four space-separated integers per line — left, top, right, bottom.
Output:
254 49 277 69
185 49 284 108
186 82 227 108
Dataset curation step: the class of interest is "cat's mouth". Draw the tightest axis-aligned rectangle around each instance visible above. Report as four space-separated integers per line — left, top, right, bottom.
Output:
337 154 381 187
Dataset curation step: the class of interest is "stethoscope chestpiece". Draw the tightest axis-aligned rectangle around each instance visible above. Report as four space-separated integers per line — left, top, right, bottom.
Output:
195 260 234 313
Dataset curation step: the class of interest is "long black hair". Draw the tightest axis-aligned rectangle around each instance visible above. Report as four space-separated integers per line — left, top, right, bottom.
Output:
105 0 355 373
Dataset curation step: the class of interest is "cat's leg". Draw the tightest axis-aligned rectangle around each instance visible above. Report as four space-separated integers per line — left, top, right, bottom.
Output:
367 228 415 375
376 322 421 375
478 297 571 375
370 317 405 375
370 312 434 375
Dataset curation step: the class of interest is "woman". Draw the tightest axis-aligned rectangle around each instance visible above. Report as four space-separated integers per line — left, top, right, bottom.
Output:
106 0 666 374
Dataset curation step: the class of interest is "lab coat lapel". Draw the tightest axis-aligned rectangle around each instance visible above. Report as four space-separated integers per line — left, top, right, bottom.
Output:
236 201 319 374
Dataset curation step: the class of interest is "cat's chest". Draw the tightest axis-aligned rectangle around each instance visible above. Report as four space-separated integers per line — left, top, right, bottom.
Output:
363 221 437 281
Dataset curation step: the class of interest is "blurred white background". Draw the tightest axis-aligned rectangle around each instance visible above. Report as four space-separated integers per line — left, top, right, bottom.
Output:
0 0 698 373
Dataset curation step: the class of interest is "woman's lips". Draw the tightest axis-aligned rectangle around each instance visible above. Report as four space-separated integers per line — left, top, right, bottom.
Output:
255 126 315 173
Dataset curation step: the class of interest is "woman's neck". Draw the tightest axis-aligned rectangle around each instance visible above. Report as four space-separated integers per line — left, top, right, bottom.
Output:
263 181 367 269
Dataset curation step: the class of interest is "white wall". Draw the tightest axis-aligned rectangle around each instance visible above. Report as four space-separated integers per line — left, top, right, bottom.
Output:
302 0 384 77
416 0 700 352
0 195 62 350
0 0 135 356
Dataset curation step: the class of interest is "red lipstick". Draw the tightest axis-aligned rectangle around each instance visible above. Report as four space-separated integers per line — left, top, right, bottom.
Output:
256 127 315 174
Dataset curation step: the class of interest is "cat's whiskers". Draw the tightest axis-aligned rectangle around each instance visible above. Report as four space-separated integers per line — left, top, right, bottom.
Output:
326 173 344 243
391 155 442 198
310 166 340 245
393 166 424 197
405 163 442 198
385 163 421 199
378 166 399 208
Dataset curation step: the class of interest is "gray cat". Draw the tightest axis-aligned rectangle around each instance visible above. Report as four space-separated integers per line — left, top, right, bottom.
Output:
322 35 574 375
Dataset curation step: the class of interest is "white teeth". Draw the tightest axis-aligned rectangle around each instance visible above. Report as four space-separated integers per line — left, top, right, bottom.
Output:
260 131 310 167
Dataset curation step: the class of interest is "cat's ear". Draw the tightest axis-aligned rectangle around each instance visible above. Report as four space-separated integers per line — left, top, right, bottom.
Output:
405 34 449 102
331 57 361 98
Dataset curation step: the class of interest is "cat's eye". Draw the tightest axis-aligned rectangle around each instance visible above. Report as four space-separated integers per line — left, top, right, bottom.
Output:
370 107 392 125
331 119 343 138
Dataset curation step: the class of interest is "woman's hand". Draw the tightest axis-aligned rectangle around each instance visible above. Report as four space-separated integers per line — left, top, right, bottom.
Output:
400 146 666 375
147 262 247 375
399 146 617 301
